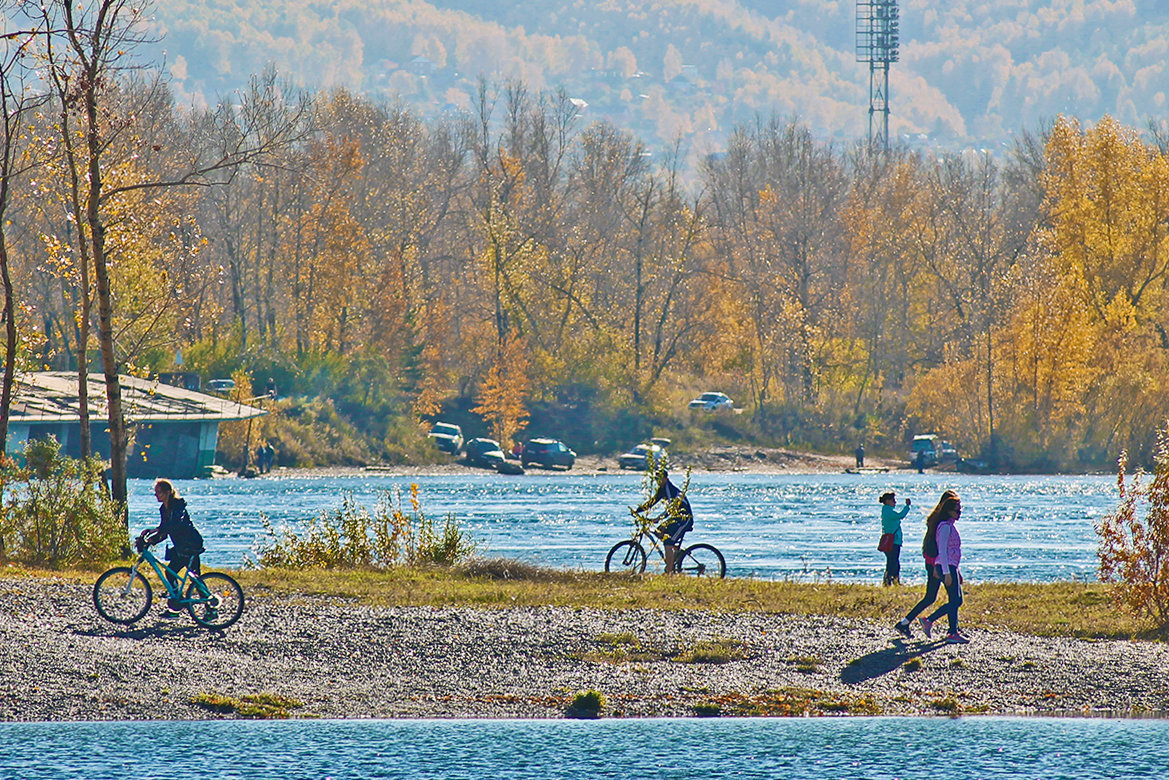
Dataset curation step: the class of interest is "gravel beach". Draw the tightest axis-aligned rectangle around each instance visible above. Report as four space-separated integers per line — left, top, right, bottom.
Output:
2 575 1167 721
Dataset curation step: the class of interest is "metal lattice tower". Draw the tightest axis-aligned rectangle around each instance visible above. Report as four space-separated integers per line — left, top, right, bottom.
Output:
856 1 900 150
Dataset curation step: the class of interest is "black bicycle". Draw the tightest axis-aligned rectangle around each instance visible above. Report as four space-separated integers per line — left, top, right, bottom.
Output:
604 509 726 578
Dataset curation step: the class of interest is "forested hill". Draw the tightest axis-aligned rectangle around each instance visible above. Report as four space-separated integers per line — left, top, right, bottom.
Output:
146 0 1165 153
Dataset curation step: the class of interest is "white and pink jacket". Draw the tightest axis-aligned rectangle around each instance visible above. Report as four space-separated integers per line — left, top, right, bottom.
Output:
935 518 962 570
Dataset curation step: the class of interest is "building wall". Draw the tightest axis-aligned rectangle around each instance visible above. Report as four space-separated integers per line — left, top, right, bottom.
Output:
6 420 221 479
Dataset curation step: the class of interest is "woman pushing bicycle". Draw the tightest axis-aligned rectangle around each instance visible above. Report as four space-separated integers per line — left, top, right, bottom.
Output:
136 479 205 618
633 465 693 574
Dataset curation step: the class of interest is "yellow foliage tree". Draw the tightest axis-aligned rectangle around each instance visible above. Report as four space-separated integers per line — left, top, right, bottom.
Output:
1042 115 1169 325
472 332 530 449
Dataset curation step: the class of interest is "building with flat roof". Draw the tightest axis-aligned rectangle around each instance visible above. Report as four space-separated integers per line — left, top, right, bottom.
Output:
3 372 267 478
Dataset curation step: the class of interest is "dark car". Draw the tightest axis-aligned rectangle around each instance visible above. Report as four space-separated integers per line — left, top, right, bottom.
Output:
463 437 506 469
618 442 667 471
428 422 464 454
521 438 576 470
462 437 524 474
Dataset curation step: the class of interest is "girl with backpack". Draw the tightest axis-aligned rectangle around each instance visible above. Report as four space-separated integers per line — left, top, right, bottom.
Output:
893 490 968 643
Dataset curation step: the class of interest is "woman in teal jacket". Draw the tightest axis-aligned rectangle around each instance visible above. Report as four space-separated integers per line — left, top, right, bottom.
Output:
879 491 911 586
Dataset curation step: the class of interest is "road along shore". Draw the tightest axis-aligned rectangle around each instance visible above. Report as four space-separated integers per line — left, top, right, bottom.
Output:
2 576 1166 720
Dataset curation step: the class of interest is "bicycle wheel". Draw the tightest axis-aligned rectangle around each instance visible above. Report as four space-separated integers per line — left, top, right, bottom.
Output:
605 540 647 574
93 567 153 624
185 572 245 629
677 543 726 578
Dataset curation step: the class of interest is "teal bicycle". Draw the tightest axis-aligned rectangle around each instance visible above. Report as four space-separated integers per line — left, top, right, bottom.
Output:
92 539 245 630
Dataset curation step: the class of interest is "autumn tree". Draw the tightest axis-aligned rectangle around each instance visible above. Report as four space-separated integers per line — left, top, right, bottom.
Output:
472 331 530 449
703 119 849 424
0 22 50 448
43 0 309 516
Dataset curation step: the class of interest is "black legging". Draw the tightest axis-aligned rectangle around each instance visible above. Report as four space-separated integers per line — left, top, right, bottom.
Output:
883 545 901 586
904 563 943 622
165 550 202 595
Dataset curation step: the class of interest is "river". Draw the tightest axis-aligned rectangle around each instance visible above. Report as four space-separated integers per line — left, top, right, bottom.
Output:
128 471 1118 583
4 716 1168 779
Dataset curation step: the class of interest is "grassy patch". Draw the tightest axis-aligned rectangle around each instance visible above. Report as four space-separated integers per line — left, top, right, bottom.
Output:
785 655 822 674
711 688 882 717
565 689 605 719
674 638 751 664
579 635 750 664
190 692 306 719
7 563 1157 640
928 695 961 713
902 658 922 672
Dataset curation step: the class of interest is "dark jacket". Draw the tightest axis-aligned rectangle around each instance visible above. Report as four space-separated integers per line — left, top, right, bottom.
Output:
646 476 694 531
147 497 205 556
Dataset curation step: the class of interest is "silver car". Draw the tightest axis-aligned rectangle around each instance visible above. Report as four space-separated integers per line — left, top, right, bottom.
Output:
688 391 733 411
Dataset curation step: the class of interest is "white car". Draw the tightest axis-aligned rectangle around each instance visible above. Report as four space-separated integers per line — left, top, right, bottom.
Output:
688 391 733 411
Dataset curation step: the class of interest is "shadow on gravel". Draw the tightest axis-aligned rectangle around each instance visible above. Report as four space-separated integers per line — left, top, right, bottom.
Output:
840 639 947 684
76 623 213 641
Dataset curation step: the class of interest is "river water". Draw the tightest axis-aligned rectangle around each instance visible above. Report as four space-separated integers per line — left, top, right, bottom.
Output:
128 472 1118 583
3 716 1167 779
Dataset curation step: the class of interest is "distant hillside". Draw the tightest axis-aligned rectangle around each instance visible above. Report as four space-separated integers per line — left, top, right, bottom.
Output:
144 0 1167 152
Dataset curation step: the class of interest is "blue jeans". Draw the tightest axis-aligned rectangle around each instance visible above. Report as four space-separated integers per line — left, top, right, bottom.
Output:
936 565 963 634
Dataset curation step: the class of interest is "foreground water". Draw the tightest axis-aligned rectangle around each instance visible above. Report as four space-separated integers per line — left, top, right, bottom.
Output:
128 472 1117 583
4 717 1167 779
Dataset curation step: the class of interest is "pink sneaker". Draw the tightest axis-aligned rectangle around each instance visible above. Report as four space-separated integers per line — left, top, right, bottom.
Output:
945 632 969 644
919 617 933 638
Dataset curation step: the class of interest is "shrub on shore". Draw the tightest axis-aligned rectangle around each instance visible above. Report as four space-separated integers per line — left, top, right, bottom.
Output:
254 484 476 569
0 438 125 566
1098 429 1169 635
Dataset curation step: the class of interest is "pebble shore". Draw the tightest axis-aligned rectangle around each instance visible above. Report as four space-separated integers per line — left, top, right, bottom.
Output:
3 576 1167 721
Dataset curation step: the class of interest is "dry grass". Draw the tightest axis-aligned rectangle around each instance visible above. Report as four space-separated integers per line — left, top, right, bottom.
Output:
6 559 1152 639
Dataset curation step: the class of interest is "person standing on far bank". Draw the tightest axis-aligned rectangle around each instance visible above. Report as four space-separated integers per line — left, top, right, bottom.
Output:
879 491 910 586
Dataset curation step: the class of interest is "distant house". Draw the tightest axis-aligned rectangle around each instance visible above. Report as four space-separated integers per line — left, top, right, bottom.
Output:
4 372 267 479
410 55 435 76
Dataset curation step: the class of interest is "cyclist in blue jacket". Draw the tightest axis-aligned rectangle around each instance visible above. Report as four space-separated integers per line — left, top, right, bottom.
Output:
136 479 205 618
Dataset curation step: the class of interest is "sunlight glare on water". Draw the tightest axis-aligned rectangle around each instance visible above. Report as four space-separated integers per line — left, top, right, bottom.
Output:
127 472 1118 583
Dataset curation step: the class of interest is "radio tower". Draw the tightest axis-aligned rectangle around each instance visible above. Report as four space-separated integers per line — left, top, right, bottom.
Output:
856 1 900 149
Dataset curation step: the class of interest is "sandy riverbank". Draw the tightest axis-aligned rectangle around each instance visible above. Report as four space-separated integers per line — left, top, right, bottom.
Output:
266 446 907 480
2 576 1166 721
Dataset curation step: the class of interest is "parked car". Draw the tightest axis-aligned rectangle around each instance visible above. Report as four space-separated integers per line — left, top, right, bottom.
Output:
688 391 734 411
461 438 524 474
521 438 576 470
206 378 236 394
938 440 959 463
427 422 464 454
910 434 939 469
464 437 506 469
618 442 667 471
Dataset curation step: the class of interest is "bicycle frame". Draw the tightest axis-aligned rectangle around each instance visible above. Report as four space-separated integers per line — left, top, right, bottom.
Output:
629 511 683 568
128 544 212 605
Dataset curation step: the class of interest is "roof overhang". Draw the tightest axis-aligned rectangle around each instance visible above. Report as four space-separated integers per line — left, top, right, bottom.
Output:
7 372 268 424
